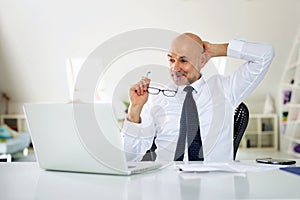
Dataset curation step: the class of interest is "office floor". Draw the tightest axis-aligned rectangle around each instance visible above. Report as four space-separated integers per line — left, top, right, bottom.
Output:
1 147 298 162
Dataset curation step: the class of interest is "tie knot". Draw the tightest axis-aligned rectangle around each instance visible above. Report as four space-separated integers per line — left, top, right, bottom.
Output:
184 86 194 94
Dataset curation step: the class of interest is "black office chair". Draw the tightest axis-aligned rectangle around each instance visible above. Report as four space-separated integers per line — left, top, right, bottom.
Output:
141 102 249 161
233 102 249 160
141 138 157 161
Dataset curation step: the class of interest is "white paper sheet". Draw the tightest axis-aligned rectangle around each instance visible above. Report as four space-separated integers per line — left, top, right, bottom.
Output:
176 162 286 173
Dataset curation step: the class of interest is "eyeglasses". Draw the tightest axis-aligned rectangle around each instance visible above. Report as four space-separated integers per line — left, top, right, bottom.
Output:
145 71 178 97
147 86 178 97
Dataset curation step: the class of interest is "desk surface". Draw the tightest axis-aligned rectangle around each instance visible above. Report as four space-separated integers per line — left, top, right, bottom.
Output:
1 162 300 200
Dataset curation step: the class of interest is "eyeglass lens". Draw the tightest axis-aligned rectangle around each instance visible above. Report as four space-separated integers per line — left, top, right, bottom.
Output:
147 87 177 97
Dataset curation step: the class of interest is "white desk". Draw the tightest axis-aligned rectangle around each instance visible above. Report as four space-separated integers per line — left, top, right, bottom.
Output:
0 162 300 200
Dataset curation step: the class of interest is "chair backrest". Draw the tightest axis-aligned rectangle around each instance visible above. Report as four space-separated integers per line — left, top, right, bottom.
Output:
233 102 249 160
142 102 249 161
141 139 157 161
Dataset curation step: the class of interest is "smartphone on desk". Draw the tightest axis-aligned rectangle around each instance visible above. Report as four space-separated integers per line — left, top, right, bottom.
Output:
256 158 296 165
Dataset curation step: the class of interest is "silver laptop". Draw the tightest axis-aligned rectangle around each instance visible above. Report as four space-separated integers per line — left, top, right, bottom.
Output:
23 103 162 175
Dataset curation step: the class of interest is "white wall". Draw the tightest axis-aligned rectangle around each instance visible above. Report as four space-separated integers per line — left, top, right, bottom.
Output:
0 0 300 114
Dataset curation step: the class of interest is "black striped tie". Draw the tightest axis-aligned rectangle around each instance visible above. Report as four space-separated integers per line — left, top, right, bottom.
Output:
174 86 204 161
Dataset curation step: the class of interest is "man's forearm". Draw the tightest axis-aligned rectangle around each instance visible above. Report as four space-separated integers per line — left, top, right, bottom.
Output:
204 42 229 58
127 104 143 123
210 43 229 57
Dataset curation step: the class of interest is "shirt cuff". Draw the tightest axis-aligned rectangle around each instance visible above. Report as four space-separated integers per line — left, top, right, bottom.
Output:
122 118 143 137
227 39 245 59
122 115 154 139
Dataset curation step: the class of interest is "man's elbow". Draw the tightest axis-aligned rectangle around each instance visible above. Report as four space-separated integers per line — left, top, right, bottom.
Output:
263 45 275 66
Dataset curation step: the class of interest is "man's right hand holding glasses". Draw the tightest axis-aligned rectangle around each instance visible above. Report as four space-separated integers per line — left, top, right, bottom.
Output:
127 76 151 123
128 71 178 123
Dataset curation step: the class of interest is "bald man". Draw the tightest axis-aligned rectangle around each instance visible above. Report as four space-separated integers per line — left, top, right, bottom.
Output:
122 33 274 162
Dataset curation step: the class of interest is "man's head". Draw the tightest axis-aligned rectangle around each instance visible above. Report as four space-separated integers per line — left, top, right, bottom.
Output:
168 33 208 85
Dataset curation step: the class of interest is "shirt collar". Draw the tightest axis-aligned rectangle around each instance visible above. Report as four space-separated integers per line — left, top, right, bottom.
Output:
176 75 205 94
190 75 206 93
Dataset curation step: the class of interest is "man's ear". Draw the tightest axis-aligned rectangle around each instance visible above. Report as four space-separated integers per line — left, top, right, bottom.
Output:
200 51 209 67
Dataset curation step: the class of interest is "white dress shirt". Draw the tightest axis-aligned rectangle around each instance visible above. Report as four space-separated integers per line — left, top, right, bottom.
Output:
122 39 275 162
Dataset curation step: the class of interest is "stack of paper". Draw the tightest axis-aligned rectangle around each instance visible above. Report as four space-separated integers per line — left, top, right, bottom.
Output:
177 162 286 173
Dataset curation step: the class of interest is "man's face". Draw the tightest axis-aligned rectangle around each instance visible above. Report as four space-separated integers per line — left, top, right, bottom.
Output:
168 36 205 85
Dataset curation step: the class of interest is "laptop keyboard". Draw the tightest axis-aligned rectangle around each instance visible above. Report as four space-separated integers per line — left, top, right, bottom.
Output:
127 162 163 174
